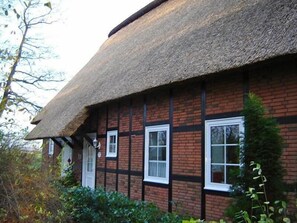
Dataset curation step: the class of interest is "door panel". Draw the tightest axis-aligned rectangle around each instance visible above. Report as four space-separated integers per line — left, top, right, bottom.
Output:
82 139 96 189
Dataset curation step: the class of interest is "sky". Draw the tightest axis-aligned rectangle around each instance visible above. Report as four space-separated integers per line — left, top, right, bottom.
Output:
1 0 152 132
45 0 152 101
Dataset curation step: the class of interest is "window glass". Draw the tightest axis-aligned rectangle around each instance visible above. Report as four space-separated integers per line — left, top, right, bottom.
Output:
87 145 94 172
226 146 239 164
211 146 224 163
158 147 166 161
205 117 243 191
145 125 169 184
211 126 224 144
226 166 240 184
48 139 54 156
149 132 157 146
158 131 166 145
211 165 224 183
149 147 157 160
226 125 239 144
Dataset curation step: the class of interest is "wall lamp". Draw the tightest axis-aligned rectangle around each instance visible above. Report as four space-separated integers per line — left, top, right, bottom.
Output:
92 138 101 150
93 138 102 158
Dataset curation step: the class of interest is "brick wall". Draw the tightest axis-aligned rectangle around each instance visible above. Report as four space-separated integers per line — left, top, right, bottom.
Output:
205 194 232 220
172 181 201 217
130 175 142 200
131 135 143 172
145 186 169 211
172 132 201 176
206 74 243 115
118 174 128 195
119 136 129 170
72 142 82 183
173 84 201 126
147 91 169 122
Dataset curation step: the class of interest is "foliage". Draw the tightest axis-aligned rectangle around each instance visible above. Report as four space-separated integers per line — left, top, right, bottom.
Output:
61 186 182 223
227 93 285 219
0 137 68 223
181 219 226 223
0 124 34 151
57 162 79 188
234 162 291 223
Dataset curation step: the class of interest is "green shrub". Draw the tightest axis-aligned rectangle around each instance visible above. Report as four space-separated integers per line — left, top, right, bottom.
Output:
61 186 181 223
241 94 284 200
227 93 285 219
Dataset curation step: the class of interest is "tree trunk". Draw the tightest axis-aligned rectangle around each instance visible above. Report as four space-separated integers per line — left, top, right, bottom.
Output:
0 26 28 118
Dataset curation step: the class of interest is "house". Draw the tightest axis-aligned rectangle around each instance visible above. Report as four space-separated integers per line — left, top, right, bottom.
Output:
26 0 297 220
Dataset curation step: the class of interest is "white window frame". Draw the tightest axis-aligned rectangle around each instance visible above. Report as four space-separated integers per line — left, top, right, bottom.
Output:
48 139 54 156
144 124 170 184
106 130 118 158
205 117 244 192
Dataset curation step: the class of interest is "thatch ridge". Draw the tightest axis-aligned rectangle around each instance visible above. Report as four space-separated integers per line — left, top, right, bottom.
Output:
108 0 167 37
26 0 297 140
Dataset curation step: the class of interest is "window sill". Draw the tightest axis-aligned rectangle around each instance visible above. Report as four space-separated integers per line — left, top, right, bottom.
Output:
204 184 231 192
143 180 169 188
144 178 169 185
105 156 117 160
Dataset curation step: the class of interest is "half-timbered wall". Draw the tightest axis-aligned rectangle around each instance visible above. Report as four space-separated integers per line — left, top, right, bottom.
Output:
91 59 297 220
47 58 297 220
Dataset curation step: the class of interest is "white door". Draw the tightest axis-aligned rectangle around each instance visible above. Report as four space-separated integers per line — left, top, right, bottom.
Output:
82 139 96 189
61 144 73 176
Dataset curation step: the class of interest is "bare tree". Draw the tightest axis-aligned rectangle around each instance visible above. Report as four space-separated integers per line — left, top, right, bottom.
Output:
0 0 64 119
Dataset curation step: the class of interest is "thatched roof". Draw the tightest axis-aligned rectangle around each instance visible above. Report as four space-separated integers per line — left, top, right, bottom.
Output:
26 0 297 140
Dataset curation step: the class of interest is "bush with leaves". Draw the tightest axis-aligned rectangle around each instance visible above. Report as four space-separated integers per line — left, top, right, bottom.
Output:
0 129 69 223
235 162 290 223
57 162 79 188
61 186 182 223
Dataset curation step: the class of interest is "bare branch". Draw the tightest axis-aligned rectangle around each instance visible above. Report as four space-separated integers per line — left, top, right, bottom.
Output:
9 91 42 112
0 0 64 119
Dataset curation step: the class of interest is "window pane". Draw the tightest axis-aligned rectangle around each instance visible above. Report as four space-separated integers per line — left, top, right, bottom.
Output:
158 131 166 145
87 147 93 172
211 146 224 163
149 132 157 146
88 146 93 156
211 126 224 144
226 166 240 184
227 146 239 164
158 162 166 178
158 147 166 161
211 165 224 183
109 144 116 153
149 147 157 160
87 161 93 172
226 125 239 144
148 161 157 176
110 135 116 143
